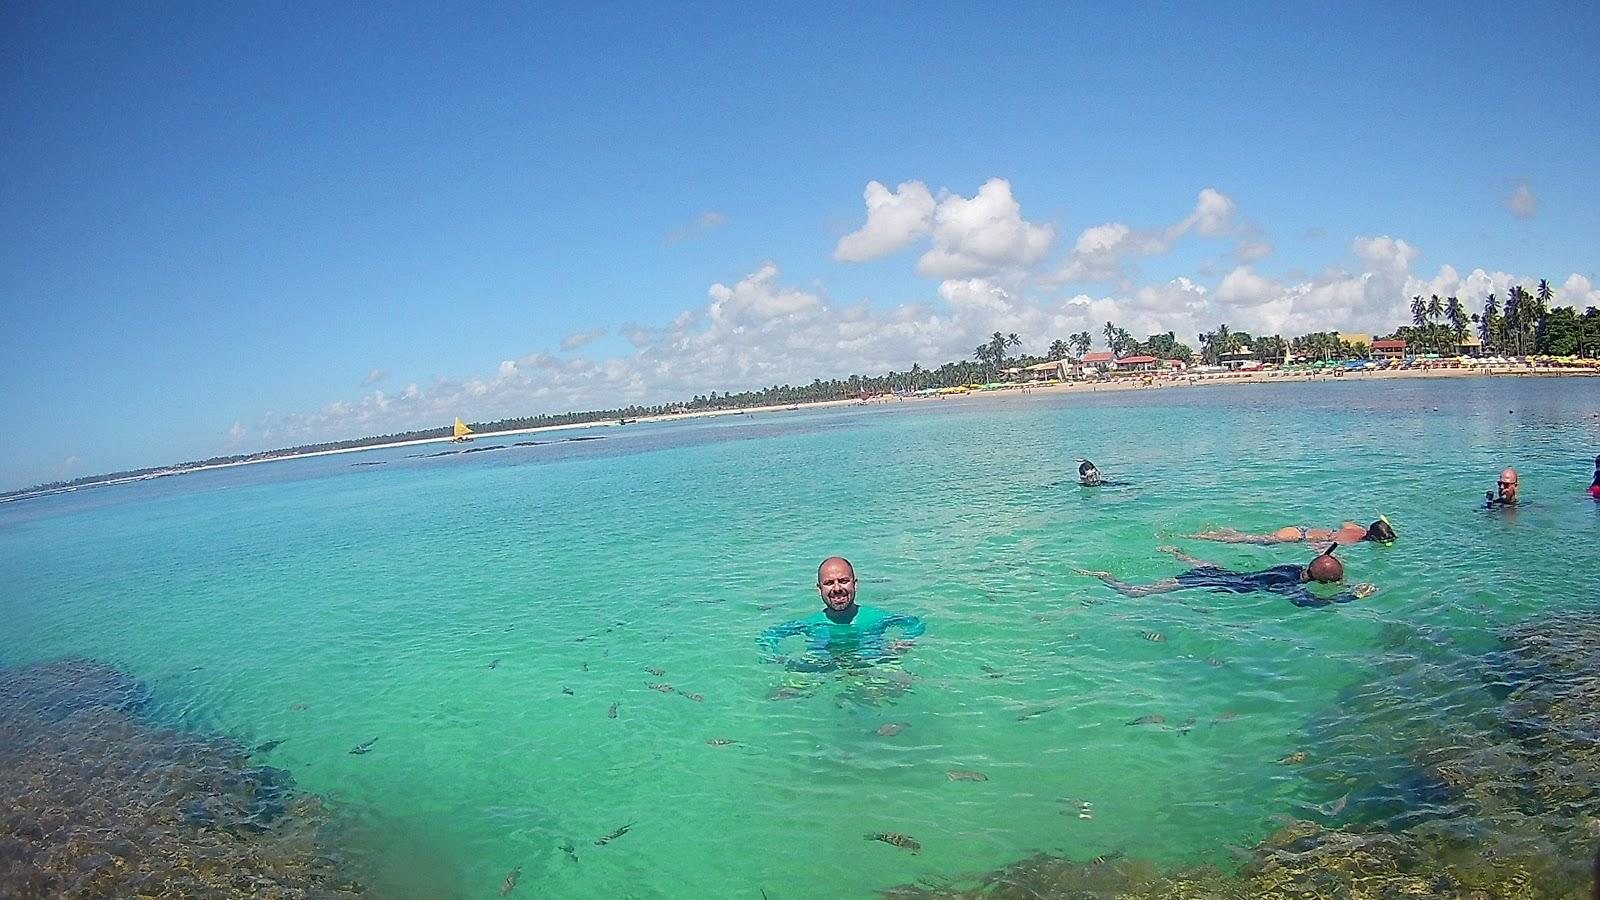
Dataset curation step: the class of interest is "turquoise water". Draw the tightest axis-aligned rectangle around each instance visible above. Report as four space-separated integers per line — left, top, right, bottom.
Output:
4 378 1599 898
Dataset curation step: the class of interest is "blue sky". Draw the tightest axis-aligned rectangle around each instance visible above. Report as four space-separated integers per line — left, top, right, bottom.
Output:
3 1 1597 490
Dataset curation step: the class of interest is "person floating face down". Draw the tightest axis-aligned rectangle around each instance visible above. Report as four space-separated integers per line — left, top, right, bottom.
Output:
1188 517 1395 548
1078 459 1103 487
756 557 926 671
1075 545 1378 608
1487 468 1519 507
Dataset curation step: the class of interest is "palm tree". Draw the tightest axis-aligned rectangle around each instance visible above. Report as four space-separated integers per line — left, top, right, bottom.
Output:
1048 339 1071 361
1102 321 1119 355
1410 295 1427 329
1481 293 1500 349
1426 294 1444 326
908 363 923 391
1445 296 1466 336
1070 331 1092 358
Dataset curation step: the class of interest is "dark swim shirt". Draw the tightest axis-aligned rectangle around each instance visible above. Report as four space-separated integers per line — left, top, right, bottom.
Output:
1175 564 1359 608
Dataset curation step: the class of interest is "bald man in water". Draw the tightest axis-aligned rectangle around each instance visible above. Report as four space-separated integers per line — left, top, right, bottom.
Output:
1487 467 1519 507
756 557 926 671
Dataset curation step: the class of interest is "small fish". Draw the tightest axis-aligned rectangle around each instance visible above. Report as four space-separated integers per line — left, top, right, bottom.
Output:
348 737 379 755
1204 656 1226 667
875 722 911 736
289 703 308 711
946 770 988 782
1127 714 1166 726
1319 792 1349 817
1141 631 1166 643
488 659 500 669
1213 710 1239 723
1090 850 1126 866
980 664 1005 678
561 686 574 696
252 739 284 754
499 866 521 896
866 831 921 853
648 683 674 693
1279 751 1309 765
1177 716 1198 735
706 738 741 746
1016 706 1054 721
560 838 578 861
678 690 705 702
607 702 618 719
575 636 587 642
645 666 666 676
594 822 633 845
581 662 589 671
768 686 801 702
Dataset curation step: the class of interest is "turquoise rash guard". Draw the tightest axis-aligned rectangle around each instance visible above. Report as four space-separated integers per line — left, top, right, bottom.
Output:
757 605 926 670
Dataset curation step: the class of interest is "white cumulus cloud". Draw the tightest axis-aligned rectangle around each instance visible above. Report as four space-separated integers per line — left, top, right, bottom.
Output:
916 179 1055 279
834 180 936 262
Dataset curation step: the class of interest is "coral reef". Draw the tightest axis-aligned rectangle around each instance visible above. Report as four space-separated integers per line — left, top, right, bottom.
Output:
0 657 362 898
882 610 1600 898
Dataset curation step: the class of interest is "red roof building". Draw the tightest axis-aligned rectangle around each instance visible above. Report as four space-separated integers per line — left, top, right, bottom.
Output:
1081 351 1114 364
1372 339 1407 360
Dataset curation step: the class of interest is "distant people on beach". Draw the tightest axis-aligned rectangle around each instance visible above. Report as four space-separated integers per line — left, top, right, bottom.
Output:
1486 468 1519 508
756 557 925 671
1187 517 1395 548
1074 545 1377 608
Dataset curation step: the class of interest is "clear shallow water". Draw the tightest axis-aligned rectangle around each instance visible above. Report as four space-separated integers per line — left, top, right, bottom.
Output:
4 378 1599 898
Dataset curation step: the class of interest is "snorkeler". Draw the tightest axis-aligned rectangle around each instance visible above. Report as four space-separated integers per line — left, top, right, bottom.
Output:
757 557 926 671
1074 545 1377 608
1486 467 1519 507
1589 455 1599 501
1078 459 1103 486
1187 517 1396 547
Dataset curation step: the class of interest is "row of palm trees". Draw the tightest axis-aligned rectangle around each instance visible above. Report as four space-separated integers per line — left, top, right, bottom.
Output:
1405 281 1554 356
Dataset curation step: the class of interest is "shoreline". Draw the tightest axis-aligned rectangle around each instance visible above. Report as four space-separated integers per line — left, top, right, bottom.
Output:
4 365 1593 504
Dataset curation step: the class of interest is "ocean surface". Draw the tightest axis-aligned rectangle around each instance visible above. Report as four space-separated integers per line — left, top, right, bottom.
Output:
4 377 1599 898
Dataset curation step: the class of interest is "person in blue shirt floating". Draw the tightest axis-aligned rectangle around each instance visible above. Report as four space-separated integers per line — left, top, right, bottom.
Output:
1074 545 1377 608
757 557 926 671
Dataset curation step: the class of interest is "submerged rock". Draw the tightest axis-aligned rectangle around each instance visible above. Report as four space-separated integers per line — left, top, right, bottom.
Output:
0 657 364 897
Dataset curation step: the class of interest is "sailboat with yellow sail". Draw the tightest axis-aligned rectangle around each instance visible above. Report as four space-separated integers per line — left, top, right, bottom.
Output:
451 417 474 443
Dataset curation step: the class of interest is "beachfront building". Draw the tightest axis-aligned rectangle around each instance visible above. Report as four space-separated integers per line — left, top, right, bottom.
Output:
1015 360 1076 382
1458 335 1482 357
1218 347 1260 370
1080 351 1114 376
1111 354 1159 372
1372 339 1407 361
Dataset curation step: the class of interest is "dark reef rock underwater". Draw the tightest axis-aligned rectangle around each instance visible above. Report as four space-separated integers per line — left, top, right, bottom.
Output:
0 657 363 898
882 609 1600 899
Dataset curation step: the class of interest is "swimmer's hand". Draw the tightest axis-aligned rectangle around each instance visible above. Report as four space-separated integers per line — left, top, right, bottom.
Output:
1352 583 1378 599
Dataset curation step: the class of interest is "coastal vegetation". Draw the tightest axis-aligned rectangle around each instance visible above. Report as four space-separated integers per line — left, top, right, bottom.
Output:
8 284 1597 500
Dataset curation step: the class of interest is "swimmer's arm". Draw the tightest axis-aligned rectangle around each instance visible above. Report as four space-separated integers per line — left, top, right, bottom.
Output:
879 613 926 642
1157 545 1211 567
1289 584 1377 608
1186 529 1274 545
756 621 809 659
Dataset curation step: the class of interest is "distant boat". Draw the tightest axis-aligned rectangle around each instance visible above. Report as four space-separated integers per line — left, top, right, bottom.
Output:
618 418 637 425
452 417 474 443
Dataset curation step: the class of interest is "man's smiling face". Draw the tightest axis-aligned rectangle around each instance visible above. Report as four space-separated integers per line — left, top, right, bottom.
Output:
816 558 858 612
